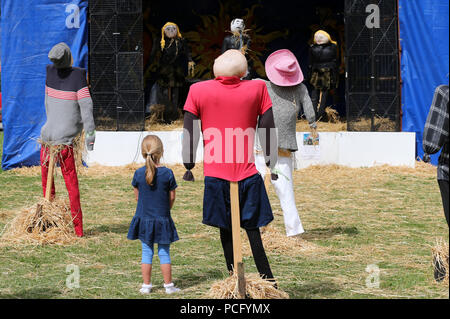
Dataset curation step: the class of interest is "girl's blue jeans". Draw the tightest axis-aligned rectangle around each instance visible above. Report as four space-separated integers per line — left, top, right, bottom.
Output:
141 241 171 265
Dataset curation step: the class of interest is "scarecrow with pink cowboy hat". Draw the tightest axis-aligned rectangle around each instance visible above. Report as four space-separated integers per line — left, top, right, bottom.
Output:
255 49 317 237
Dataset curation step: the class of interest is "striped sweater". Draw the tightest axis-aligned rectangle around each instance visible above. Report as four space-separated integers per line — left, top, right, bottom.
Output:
40 65 95 145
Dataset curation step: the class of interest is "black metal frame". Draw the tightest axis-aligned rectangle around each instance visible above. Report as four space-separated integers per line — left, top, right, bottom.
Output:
89 0 144 131
345 0 401 131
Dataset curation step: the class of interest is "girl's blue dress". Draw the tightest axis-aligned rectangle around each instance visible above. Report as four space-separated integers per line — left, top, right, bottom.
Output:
127 166 179 246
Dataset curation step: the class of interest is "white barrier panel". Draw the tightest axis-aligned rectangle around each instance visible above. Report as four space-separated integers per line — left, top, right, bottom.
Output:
86 131 416 169
295 132 416 169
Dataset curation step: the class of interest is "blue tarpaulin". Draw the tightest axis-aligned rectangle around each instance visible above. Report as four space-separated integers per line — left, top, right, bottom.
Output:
399 0 449 165
1 0 88 170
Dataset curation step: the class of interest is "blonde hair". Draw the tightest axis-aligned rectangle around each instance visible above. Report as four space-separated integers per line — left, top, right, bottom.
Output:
160 22 182 50
314 30 337 45
141 135 164 186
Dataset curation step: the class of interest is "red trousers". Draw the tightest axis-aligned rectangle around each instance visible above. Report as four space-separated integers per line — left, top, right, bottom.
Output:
40 145 83 237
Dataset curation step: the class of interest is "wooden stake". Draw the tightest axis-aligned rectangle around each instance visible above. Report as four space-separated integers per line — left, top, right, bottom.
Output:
230 181 246 299
45 146 56 201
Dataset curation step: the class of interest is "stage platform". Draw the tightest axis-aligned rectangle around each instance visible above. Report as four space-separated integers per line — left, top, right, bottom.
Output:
85 131 416 169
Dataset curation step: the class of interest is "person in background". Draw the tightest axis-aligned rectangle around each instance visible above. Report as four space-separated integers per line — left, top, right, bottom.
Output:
423 84 449 227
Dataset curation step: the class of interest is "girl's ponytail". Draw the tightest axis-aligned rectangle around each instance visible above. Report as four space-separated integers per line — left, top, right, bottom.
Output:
145 153 157 186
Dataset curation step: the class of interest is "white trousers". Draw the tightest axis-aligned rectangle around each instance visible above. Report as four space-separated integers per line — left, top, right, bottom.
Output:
255 153 305 236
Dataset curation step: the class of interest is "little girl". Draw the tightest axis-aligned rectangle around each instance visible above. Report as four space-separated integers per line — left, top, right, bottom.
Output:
127 135 180 294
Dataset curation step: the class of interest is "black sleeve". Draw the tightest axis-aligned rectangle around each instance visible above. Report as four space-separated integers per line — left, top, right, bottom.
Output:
258 108 278 169
182 111 201 170
222 36 230 54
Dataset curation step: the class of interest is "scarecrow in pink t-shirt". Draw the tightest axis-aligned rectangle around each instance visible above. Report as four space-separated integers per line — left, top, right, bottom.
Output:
182 50 278 282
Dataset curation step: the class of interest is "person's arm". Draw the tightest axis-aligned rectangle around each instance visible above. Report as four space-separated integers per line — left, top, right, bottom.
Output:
77 69 96 151
298 84 317 135
182 111 201 171
258 108 278 171
169 190 176 209
133 187 139 201
423 85 449 162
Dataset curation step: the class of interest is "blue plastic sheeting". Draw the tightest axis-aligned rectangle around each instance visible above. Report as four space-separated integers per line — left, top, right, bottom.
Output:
1 0 88 170
399 0 449 166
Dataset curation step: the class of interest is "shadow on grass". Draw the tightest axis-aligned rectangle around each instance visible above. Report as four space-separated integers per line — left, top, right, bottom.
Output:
301 226 359 241
85 223 130 236
176 268 225 289
285 280 341 299
0 287 61 299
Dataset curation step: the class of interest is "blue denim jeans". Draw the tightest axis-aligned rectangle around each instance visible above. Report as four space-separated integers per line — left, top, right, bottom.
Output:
141 241 171 264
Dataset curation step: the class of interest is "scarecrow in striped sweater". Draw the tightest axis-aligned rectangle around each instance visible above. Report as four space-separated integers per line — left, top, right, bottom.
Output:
40 42 95 237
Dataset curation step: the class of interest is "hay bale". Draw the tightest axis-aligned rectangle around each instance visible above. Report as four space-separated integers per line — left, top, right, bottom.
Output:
324 107 340 123
208 272 289 299
1 198 77 245
432 239 449 285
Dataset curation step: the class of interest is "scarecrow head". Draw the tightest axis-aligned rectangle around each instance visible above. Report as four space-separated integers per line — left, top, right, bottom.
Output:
160 22 182 49
313 30 337 45
213 49 248 78
48 42 73 68
230 18 245 33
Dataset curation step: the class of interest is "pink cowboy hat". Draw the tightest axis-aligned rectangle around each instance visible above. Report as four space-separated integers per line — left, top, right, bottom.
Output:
265 49 304 86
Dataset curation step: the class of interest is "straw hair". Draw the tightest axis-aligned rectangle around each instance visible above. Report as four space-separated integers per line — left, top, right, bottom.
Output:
213 49 248 78
160 22 182 50
314 30 337 45
141 135 164 186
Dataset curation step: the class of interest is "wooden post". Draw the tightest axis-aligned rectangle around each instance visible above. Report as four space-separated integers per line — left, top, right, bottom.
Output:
45 146 56 201
230 181 246 299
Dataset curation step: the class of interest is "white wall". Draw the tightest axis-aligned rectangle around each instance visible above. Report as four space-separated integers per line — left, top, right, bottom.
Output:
86 131 416 169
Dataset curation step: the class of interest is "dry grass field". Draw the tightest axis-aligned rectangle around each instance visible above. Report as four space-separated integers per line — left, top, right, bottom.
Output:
0 145 448 298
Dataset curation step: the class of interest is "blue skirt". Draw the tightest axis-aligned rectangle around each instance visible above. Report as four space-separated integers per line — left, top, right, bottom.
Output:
202 173 273 230
127 215 179 246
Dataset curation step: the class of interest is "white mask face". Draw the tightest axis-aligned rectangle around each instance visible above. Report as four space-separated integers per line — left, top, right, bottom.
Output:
164 25 178 38
230 19 245 33
314 33 329 45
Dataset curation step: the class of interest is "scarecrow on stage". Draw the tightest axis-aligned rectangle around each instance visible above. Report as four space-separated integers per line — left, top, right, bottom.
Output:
182 50 278 281
147 22 195 123
222 18 253 79
308 30 339 120
40 42 96 237
255 49 317 237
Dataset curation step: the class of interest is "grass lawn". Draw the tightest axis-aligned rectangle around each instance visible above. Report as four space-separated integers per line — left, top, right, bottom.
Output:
0 131 448 299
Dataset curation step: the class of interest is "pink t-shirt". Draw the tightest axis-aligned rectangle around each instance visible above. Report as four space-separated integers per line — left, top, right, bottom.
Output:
184 76 272 182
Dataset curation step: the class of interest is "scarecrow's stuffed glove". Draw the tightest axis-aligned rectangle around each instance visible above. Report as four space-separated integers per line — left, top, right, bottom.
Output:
423 153 431 163
86 130 96 151
266 161 278 181
183 163 195 182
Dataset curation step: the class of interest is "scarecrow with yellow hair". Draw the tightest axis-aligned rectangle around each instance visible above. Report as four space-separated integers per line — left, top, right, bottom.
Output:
308 30 339 120
147 22 195 123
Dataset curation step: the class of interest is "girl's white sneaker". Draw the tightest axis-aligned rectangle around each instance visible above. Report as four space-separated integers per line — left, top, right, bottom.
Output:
164 282 180 294
139 283 152 294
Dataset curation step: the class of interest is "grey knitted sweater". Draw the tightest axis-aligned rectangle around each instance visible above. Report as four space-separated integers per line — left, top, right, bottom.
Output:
257 80 316 152
40 64 95 146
